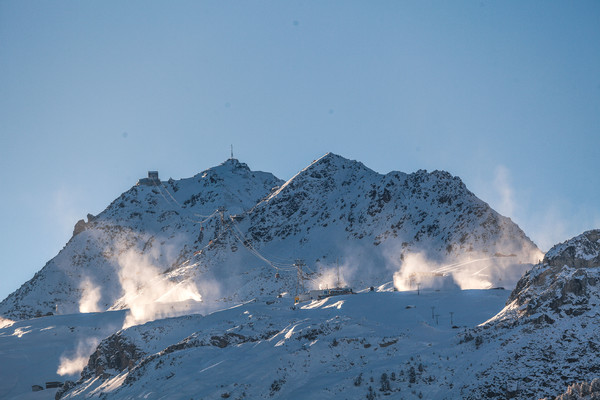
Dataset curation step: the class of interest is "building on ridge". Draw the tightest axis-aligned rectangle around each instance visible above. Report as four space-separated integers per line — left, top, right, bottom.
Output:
137 171 159 186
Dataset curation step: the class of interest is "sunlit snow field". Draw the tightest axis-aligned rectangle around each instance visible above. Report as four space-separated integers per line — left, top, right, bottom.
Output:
0 288 509 399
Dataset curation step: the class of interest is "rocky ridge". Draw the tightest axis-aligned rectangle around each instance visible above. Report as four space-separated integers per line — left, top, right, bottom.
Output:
1 153 540 320
454 229 600 399
0 159 282 320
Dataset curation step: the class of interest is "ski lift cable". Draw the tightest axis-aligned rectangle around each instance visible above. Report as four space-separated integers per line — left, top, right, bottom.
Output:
227 221 296 271
228 217 297 267
250 246 299 264
228 218 297 269
149 176 194 217
152 183 294 273
151 176 214 219
226 223 274 265
191 210 220 219
229 229 272 266
153 177 185 208
432 257 494 274
302 265 318 278
189 209 220 224
150 177 221 225
189 222 235 264
150 177 181 211
190 212 300 277
228 227 295 271
188 206 256 263
217 185 300 266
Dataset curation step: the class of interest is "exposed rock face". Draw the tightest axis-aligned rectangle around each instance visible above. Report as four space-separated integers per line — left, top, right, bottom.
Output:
54 381 76 400
81 334 145 380
72 219 87 236
248 153 536 258
459 229 600 399
553 379 600 400
544 229 600 269
506 229 600 318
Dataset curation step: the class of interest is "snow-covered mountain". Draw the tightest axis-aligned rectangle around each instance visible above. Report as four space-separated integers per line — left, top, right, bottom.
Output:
238 153 540 289
56 290 510 400
0 159 282 320
1 230 597 400
450 229 600 399
49 231 600 400
0 153 541 322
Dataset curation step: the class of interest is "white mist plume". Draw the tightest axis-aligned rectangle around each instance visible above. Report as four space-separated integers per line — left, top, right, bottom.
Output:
391 250 540 291
494 165 515 218
392 252 462 291
79 277 102 313
116 248 202 329
314 261 351 290
57 337 100 376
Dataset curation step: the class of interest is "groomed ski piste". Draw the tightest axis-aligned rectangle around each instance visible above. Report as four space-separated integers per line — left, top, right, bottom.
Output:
0 287 511 399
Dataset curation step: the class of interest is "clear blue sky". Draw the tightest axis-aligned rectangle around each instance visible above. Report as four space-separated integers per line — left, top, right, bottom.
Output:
1 1 599 301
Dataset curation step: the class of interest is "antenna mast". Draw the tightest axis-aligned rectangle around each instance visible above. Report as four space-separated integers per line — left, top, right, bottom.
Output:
230 144 234 159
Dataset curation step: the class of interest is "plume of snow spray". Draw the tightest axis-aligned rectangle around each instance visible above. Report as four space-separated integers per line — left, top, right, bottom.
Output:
116 248 202 329
392 248 543 292
57 337 100 376
392 252 460 291
494 165 516 218
314 260 353 290
79 277 102 313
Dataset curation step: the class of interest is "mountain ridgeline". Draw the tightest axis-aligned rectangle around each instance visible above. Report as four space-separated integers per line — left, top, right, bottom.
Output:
54 232 600 400
0 153 540 320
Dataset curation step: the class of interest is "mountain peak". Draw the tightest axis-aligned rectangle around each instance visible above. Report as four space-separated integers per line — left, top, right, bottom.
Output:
191 158 255 183
1 152 540 322
309 152 363 167
217 157 250 171
262 152 375 202
302 152 374 177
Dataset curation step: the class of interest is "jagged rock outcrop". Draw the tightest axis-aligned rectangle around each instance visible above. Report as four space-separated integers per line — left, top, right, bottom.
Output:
457 230 600 399
552 378 600 400
545 229 600 269
81 334 146 380
248 154 533 258
504 229 600 320
72 219 87 236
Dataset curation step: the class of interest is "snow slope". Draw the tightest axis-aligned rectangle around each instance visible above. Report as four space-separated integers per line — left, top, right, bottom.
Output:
58 288 511 400
53 229 600 400
3 230 597 400
0 153 541 325
0 159 282 320
449 229 600 399
0 310 125 399
240 153 541 288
